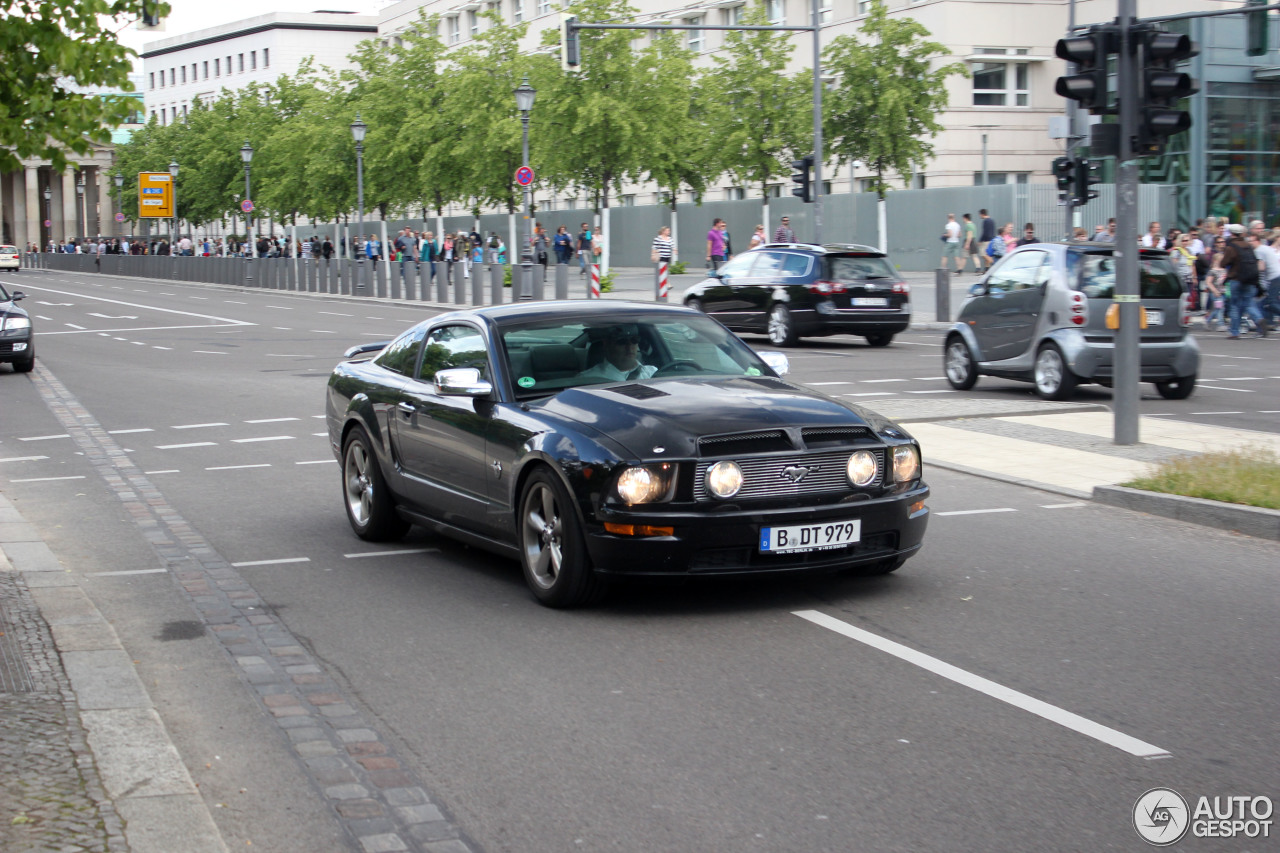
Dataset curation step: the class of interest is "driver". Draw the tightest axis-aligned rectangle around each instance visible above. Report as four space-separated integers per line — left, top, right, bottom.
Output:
577 324 657 382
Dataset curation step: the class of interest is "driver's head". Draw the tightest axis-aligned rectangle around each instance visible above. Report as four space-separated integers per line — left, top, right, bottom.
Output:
601 325 641 370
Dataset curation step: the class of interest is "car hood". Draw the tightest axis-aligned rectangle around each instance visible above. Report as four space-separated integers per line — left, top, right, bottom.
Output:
532 376 884 458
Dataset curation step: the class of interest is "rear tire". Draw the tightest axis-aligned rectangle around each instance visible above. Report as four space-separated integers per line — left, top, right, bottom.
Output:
518 467 604 608
1155 374 1196 400
686 297 704 313
342 425 409 541
1033 343 1077 401
864 334 894 347
767 303 799 346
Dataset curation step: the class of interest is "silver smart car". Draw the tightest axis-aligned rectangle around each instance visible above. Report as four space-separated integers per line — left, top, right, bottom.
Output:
943 242 1199 400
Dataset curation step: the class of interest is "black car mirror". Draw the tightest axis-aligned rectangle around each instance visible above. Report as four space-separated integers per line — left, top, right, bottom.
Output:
10 291 25 301
435 367 492 397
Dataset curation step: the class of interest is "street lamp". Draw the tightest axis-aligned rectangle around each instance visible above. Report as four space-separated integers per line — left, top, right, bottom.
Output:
43 186 51 251
113 172 124 238
350 114 366 290
75 173 85 247
168 160 179 255
240 141 254 284
514 74 536 298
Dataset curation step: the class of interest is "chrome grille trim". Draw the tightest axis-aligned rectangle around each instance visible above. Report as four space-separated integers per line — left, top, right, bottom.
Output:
695 449 884 501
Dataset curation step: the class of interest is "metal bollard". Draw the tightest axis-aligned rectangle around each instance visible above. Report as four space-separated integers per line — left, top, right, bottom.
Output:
472 265 484 305
438 262 450 302
490 262 504 305
532 264 545 301
934 268 951 325
456 262 468 304
555 262 568 300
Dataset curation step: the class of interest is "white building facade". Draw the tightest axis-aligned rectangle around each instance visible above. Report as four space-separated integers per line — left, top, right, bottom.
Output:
140 11 381 125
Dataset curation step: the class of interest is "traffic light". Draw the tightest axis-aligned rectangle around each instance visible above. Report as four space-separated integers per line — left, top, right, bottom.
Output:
1247 0 1269 57
790 155 813 204
1055 26 1117 114
1137 28 1198 155
560 15 580 71
1073 157 1101 205
1052 156 1075 198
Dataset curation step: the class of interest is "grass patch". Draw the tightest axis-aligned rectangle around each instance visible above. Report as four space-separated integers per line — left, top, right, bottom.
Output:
1121 446 1280 510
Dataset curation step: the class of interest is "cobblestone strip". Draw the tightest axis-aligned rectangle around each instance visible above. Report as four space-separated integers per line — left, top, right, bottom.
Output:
29 363 479 853
0 554 127 853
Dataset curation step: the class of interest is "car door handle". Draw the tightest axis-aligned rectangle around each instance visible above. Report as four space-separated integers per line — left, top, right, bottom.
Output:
398 402 415 416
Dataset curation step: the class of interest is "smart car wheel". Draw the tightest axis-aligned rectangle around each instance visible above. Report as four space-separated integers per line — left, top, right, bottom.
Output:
1155 374 1196 400
943 337 978 390
1033 344 1077 401
767 304 798 346
342 426 409 541
519 467 603 608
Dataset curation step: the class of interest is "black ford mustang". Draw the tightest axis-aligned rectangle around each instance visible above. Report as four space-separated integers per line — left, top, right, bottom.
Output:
326 301 929 607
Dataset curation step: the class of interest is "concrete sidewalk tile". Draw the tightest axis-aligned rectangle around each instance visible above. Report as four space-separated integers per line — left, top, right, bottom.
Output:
62 649 152 710
29 585 101 625
1 540 64 572
23 570 77 588
115 793 229 853
80 708 200 800
1000 412 1280 454
0 521 41 542
51 619 124 651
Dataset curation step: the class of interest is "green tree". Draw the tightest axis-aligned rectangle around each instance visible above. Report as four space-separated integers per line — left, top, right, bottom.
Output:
1 0 170 173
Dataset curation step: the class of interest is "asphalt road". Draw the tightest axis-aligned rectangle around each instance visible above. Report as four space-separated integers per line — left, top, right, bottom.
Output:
2 268 1278 852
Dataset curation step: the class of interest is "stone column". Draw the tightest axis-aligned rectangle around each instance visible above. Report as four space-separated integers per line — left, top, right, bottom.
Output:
61 169 77 243
23 165 38 249
98 167 115 238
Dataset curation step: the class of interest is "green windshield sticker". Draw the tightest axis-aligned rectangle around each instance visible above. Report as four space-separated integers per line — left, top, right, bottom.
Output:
745 367 762 376
518 376 536 388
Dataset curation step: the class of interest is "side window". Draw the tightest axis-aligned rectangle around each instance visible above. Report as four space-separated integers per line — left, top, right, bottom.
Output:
373 328 426 376
1010 251 1049 291
779 253 811 277
987 252 1044 294
750 251 785 278
418 325 489 383
716 254 755 278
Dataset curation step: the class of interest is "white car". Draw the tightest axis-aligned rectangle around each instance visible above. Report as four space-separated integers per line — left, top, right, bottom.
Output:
0 246 19 271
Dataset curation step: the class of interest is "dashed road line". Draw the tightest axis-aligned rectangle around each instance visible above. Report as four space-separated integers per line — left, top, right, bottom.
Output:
934 508 1017 517
18 434 70 441
87 568 168 577
245 417 299 424
172 422 228 429
8 475 87 483
143 469 180 475
0 456 49 463
192 350 228 355
155 442 217 450
205 463 272 471
230 557 311 567
296 460 336 465
231 436 294 444
1041 501 1086 509
343 548 439 559
107 428 153 435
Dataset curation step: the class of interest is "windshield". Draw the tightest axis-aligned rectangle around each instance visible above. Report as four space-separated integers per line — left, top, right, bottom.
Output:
499 313 774 398
1074 253 1183 300
824 255 899 282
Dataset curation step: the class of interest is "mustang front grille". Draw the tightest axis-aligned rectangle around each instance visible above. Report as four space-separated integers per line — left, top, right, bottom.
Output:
694 449 884 501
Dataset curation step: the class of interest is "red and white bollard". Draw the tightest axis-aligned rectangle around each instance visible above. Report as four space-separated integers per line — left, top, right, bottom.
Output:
657 260 669 301
591 263 602 298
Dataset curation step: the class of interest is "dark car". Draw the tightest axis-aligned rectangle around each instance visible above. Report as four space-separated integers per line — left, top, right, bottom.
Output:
944 242 1199 400
681 243 911 347
0 283 33 373
326 301 929 607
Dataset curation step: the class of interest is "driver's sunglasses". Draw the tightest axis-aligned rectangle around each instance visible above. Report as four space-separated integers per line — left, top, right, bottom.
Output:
611 336 640 345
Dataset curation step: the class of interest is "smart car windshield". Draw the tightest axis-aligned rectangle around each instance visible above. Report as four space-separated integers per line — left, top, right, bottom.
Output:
1074 252 1183 299
500 313 774 398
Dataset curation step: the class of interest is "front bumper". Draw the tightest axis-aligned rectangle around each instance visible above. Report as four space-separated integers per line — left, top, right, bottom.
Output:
583 484 929 576
0 330 31 361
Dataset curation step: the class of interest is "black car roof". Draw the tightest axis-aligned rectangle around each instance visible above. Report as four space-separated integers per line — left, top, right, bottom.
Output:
761 242 885 256
433 299 701 327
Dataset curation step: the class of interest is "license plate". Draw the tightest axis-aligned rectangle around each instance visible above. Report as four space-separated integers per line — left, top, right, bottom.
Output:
851 297 888 307
1145 309 1163 326
760 520 861 553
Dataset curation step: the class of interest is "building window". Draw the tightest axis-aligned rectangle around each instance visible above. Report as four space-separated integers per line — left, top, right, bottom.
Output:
181 66 186 83
686 16 703 53
723 4 743 25
238 54 244 72
512 0 522 22
170 68 175 85
215 58 220 76
973 49 1030 107
263 48 269 67
621 195 636 207
820 0 833 24
857 0 871 13
182 104 188 117
192 63 197 79
972 172 1029 186
171 107 177 123
448 16 460 44
767 0 785 25
202 61 208 79
227 56 232 74
251 51 257 70
538 0 551 16
767 184 782 197
468 11 478 37
727 187 745 201
149 72 155 89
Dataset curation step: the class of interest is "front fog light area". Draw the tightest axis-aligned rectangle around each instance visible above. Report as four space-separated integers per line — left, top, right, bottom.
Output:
706 460 743 498
846 450 877 486
892 445 920 482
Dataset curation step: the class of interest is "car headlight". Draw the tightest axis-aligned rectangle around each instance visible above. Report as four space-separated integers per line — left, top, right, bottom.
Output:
1 316 31 332
846 450 878 487
705 460 742 499
615 463 675 505
892 445 920 483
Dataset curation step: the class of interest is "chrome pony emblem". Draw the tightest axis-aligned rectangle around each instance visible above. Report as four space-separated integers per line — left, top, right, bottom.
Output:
780 465 817 483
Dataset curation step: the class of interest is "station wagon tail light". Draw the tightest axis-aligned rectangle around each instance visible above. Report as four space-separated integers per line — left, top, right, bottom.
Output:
614 463 677 505
1069 291 1087 325
891 282 909 294
809 280 845 294
1182 292 1194 326
892 445 920 483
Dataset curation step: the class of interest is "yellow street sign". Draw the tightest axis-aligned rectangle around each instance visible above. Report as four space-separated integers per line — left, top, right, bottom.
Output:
138 172 174 218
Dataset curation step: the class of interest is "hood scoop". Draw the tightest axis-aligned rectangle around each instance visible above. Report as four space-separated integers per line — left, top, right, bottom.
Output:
608 383 670 400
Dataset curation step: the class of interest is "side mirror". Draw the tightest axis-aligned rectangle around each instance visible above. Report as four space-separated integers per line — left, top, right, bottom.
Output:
435 367 493 397
758 351 790 377
968 283 985 297
10 291 25 301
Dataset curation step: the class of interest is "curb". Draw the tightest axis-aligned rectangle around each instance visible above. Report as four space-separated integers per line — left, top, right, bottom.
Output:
1092 485 1280 541
0 492 229 853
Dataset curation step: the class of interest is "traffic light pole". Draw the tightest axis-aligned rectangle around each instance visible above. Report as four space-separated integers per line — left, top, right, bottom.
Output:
1114 0 1141 446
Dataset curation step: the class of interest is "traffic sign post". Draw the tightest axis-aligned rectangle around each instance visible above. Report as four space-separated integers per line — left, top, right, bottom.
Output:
514 166 535 187
137 172 174 219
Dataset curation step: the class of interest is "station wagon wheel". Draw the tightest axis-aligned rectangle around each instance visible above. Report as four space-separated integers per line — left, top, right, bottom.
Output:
12 348 35 373
1155 374 1196 400
342 425 409 541
1033 343 1077 401
519 467 603 608
686 298 704 313
943 337 978 390
864 334 894 347
768 303 799 346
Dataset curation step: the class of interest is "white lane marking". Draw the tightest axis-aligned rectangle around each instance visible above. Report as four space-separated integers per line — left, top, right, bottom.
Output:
809 381 853 386
1260 410 1280 414
190 296 208 300
153 346 172 350
155 442 217 449
1041 501 1086 509
19 285 255 332
113 337 128 341
230 436 294 444
311 432 327 437
225 300 247 304
0 456 49 463
309 330 336 334
319 311 353 317
107 428 153 435
908 389 957 394
245 417 299 424
131 341 146 346
231 557 311 567
312 415 326 419
861 378 909 383
87 568 168 577
344 548 439 559
87 312 138 319
36 301 73 306
36 315 53 320
206 463 272 471
296 460 336 465
172 422 228 429
65 323 85 329
1202 353 1259 360
192 351 228 355
143 469 179 475
1189 411 1244 415
934 508 1017 517
266 305 293 310
8 475 86 483
18 434 70 441
792 610 1170 759
843 392 898 397
1210 376 1265 380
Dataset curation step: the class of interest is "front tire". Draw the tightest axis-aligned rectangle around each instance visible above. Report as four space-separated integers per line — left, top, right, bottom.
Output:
864 334 894 347
767 303 799 346
518 467 603 608
943 337 978 390
342 426 409 541
1155 374 1196 399
1033 343 1077 401
686 297 704 313
12 350 35 373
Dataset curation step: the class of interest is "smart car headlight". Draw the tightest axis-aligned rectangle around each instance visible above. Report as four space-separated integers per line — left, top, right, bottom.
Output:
1 316 31 332
615 464 675 505
846 450 878 487
705 460 743 499
892 445 920 483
